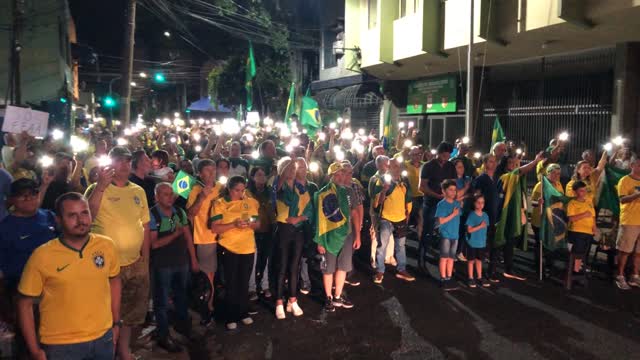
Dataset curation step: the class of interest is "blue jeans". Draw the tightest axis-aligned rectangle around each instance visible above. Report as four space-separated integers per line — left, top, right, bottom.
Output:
153 264 190 338
43 329 113 360
440 238 459 259
376 220 407 273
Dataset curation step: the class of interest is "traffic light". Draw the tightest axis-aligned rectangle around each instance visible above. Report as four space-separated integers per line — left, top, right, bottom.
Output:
185 109 191 113
154 73 166 83
103 96 116 108
59 97 68 103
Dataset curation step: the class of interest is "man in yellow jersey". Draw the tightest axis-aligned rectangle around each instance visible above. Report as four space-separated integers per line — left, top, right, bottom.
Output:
371 159 415 283
85 146 150 360
186 159 223 325
404 146 424 236
615 156 640 290
17 193 121 360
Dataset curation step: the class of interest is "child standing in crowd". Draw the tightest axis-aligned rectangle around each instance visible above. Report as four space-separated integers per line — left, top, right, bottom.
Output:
465 194 491 288
435 179 461 290
566 181 597 274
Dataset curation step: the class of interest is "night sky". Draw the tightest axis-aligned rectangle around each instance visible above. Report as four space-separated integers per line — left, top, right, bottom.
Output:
69 0 128 56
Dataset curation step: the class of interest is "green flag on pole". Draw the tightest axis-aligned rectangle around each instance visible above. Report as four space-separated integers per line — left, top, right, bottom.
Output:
540 176 571 251
284 82 296 125
245 41 257 111
300 95 322 136
382 104 394 150
491 117 505 150
172 170 197 199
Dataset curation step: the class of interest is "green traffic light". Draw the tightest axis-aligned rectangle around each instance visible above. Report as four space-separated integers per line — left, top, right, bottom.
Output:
154 73 166 82
59 97 68 103
104 96 116 108
185 109 191 113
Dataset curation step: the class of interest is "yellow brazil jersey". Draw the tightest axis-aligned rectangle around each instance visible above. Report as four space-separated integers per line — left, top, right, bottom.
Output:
530 180 564 228
186 183 223 245
404 160 424 197
567 199 595 235
211 196 259 254
18 234 119 345
372 178 412 223
86 183 150 266
617 175 640 226
566 173 599 205
275 182 310 224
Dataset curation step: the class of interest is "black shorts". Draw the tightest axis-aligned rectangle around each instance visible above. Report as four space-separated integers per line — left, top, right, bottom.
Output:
568 231 593 255
465 246 486 260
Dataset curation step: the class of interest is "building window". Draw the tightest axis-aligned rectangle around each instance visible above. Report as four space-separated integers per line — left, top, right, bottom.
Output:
399 0 418 18
368 0 378 29
323 30 338 69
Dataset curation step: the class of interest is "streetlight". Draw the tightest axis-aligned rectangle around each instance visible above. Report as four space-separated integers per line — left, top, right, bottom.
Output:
130 82 137 87
163 31 171 38
139 72 147 78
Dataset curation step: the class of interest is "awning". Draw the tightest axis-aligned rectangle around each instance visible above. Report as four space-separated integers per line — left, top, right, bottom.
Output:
313 84 382 110
187 97 232 113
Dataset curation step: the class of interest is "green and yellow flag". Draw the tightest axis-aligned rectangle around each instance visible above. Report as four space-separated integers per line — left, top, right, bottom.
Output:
491 117 505 150
172 170 197 199
284 82 296 125
300 94 322 136
495 169 527 248
245 41 257 111
540 176 571 250
596 165 629 216
314 182 350 256
382 104 394 150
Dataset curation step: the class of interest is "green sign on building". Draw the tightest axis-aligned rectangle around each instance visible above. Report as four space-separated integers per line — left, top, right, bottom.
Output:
406 75 457 114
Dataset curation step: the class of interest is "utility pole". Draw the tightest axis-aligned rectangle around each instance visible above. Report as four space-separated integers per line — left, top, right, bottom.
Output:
6 0 24 105
465 0 475 137
120 0 137 127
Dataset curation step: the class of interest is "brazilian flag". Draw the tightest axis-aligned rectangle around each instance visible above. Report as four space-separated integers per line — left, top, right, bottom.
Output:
172 170 196 199
245 41 257 111
597 165 629 216
495 169 527 248
300 95 322 136
540 176 571 250
491 117 505 150
284 82 296 125
314 182 350 256
382 104 394 150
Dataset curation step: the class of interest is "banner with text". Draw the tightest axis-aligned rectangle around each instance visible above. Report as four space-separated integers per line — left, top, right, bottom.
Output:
406 75 457 114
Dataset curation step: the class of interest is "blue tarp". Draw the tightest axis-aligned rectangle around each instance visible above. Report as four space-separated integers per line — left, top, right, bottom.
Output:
187 97 232 113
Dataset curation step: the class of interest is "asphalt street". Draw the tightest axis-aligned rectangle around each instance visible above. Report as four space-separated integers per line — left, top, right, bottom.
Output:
139 244 640 360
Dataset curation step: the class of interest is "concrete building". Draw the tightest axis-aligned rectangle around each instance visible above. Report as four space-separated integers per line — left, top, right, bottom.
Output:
0 0 77 129
329 0 640 157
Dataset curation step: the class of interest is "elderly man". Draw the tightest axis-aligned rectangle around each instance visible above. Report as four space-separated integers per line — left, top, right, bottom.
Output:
361 145 386 187
85 146 150 360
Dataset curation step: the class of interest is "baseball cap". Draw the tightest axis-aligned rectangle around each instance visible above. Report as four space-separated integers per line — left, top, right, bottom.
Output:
108 146 132 159
10 178 39 197
327 162 345 176
546 163 561 173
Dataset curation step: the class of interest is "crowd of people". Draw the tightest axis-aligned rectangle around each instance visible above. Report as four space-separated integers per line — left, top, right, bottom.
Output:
0 113 638 359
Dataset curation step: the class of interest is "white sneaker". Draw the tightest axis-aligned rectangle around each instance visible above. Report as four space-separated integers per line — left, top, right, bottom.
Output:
275 304 286 320
628 275 640 287
241 317 253 325
615 275 631 290
286 300 304 317
226 322 238 330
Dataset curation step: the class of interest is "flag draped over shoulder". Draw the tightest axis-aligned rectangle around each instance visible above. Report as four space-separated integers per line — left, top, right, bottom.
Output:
597 165 629 216
491 117 505 150
172 170 197 199
284 82 296 125
314 182 350 256
495 170 527 248
300 94 322 136
382 105 394 150
245 41 257 111
540 176 571 251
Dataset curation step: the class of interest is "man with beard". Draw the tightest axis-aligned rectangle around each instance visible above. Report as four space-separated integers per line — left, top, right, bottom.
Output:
16 193 121 360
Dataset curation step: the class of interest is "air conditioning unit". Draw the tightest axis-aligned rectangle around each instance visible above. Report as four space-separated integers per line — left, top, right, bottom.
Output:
332 40 344 56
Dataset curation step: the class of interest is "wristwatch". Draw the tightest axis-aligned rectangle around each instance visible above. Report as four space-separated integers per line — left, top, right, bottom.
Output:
113 320 124 328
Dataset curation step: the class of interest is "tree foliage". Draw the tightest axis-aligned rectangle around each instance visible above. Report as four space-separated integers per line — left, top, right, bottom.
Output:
206 0 291 115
